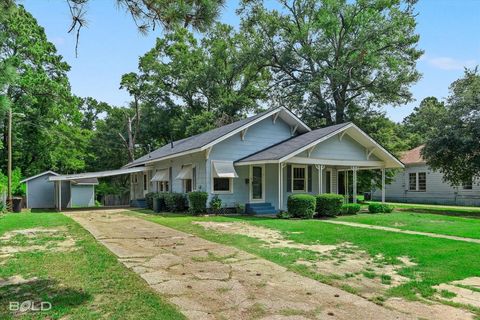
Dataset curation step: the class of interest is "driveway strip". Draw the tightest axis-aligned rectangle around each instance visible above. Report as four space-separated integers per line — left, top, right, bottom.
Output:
67 209 411 320
322 220 480 244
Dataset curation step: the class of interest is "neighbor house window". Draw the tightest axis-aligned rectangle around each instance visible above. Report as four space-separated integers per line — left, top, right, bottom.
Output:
409 172 426 191
292 165 306 192
132 174 138 184
463 178 473 190
143 174 148 191
157 181 169 192
184 179 192 193
213 178 232 193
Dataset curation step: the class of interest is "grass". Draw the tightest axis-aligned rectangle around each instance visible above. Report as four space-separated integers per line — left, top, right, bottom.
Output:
0 212 184 320
336 212 480 239
131 210 480 305
366 201 480 217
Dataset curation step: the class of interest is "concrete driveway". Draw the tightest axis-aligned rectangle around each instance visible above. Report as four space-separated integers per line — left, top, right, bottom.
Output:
68 210 410 320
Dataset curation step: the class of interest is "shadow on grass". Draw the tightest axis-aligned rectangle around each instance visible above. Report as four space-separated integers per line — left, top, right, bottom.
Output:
0 278 91 318
396 207 480 218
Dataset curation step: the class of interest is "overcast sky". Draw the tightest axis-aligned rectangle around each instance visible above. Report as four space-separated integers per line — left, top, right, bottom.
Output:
20 0 480 123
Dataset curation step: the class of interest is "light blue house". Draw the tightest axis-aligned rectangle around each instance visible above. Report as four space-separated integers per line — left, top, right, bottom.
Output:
125 107 403 214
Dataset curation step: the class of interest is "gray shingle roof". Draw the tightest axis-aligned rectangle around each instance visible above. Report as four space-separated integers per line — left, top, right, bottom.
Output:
236 122 351 162
125 108 289 167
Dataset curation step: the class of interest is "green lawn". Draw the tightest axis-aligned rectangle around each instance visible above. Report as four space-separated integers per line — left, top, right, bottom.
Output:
336 212 480 239
131 210 480 313
0 212 184 320
367 201 480 217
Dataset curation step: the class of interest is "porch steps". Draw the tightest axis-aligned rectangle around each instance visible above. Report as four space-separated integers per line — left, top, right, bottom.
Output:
246 202 277 215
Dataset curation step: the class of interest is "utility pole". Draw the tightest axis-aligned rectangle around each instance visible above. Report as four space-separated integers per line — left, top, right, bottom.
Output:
7 106 12 211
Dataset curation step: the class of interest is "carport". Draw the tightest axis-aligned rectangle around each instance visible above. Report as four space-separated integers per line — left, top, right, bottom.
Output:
49 167 148 211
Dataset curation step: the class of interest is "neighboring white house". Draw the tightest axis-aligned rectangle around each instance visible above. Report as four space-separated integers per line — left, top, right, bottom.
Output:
372 145 480 206
125 107 403 214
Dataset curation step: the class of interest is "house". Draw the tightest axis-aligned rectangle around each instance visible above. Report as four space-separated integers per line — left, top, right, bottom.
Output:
21 171 99 209
372 145 480 206
125 107 403 214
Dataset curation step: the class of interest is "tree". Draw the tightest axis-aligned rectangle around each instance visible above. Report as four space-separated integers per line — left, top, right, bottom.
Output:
401 97 446 149
65 0 225 56
0 4 90 176
239 0 423 125
422 69 480 186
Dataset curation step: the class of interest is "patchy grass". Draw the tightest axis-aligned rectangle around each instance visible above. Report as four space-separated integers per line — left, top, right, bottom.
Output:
336 212 480 239
131 210 480 307
367 201 480 218
0 212 184 320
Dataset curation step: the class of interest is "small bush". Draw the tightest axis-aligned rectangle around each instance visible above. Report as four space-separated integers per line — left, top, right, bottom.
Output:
234 203 245 214
368 203 394 213
287 194 316 219
209 195 223 214
145 192 157 209
153 192 168 212
340 203 361 215
276 211 291 219
164 192 187 212
188 191 208 215
316 194 344 217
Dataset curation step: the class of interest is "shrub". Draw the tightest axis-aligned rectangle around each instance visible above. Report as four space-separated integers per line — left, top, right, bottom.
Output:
209 195 222 214
340 203 361 215
276 211 291 219
316 194 344 217
287 194 316 219
188 191 208 215
234 203 245 214
153 192 168 212
145 192 157 209
368 203 394 214
164 192 187 212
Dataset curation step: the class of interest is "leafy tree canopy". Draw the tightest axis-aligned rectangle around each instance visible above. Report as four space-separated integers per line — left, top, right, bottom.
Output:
422 69 480 185
239 0 423 126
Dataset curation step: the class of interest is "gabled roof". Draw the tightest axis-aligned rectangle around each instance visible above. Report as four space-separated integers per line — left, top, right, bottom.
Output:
49 167 148 181
124 107 310 168
236 122 404 168
21 171 59 183
237 123 350 163
401 145 425 164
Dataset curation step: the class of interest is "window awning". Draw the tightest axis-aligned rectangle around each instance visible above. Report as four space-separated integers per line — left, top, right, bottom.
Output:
151 170 169 182
176 165 193 180
212 161 238 178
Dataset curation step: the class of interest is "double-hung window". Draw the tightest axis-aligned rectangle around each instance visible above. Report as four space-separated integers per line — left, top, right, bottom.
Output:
408 172 426 192
292 165 307 192
463 178 473 190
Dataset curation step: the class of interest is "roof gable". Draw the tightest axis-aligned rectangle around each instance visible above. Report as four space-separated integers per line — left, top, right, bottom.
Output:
21 171 59 183
125 107 310 167
401 145 425 164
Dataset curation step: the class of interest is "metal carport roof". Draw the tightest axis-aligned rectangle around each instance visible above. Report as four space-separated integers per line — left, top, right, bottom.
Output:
48 167 149 182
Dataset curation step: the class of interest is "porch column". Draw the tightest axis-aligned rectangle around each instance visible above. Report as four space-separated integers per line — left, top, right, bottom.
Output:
352 166 358 203
381 167 386 203
345 170 349 203
278 163 281 210
315 165 324 194
58 180 62 212
280 163 287 210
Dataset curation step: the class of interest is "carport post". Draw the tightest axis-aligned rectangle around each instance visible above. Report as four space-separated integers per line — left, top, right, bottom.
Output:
58 180 62 211
352 166 358 203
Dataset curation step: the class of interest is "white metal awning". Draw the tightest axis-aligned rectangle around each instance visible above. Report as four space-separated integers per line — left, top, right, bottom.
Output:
212 161 238 178
176 165 193 180
151 169 168 182
49 167 149 181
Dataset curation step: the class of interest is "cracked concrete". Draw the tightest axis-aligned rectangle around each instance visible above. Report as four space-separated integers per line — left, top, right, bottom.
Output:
68 210 413 320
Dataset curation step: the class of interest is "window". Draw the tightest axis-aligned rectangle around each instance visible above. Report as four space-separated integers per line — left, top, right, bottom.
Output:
132 174 138 184
292 166 306 192
463 178 473 190
184 179 192 193
418 172 426 191
213 178 231 192
408 173 416 191
157 181 169 192
143 174 148 191
409 172 426 191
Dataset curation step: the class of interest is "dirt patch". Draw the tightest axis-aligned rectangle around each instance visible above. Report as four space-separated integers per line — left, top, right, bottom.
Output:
434 283 480 308
0 275 38 288
0 227 77 257
384 297 475 320
194 221 417 298
451 277 480 289
193 221 339 253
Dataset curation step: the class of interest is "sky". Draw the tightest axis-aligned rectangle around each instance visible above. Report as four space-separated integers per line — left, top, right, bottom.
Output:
20 0 480 123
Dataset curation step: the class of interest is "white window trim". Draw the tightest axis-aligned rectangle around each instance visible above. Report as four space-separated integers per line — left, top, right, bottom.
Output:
212 177 234 194
291 164 307 193
408 172 426 192
249 164 265 202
